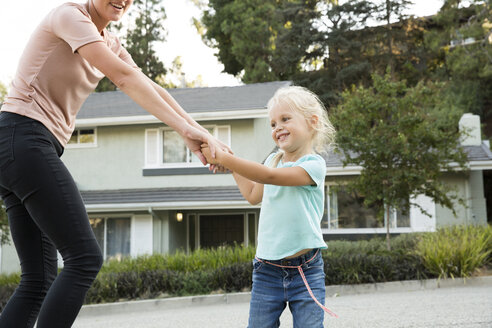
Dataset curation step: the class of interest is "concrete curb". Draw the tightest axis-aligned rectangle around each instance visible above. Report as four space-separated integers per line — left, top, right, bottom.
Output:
78 275 492 317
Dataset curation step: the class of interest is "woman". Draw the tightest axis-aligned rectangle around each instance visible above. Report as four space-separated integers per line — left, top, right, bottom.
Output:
0 1 223 326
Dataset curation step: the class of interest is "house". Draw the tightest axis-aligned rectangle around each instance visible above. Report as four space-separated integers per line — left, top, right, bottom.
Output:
1 82 491 273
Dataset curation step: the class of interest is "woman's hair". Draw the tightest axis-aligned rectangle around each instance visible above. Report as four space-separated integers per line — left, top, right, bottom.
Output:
267 86 336 158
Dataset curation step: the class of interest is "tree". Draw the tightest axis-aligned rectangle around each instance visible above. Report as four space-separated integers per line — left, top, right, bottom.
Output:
96 0 168 92
295 0 375 105
0 82 11 243
200 0 286 83
425 0 492 137
0 81 7 104
157 56 205 88
376 0 412 75
331 72 468 250
0 201 9 245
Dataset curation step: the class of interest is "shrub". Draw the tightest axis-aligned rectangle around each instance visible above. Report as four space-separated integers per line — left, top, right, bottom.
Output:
415 225 492 279
0 229 489 309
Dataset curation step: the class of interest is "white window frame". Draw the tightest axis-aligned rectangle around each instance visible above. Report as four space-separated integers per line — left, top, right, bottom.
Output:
144 125 231 168
323 184 418 234
66 127 98 148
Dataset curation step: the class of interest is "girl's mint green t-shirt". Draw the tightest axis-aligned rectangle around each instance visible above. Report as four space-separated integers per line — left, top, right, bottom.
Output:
256 153 328 260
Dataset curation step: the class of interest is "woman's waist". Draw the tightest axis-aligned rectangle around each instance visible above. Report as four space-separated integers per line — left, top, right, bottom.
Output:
0 110 39 126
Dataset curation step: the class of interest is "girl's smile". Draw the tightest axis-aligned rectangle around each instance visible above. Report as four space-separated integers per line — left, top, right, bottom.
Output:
270 102 315 161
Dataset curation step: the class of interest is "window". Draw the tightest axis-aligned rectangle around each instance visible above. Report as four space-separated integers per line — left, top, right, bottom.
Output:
68 128 97 147
145 125 231 167
90 217 131 260
326 186 410 230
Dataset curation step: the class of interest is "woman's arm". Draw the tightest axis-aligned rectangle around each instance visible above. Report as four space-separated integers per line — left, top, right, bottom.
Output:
146 78 209 133
77 42 216 163
146 77 233 164
201 146 315 187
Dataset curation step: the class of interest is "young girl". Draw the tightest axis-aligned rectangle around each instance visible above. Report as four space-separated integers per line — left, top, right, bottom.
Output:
202 86 337 327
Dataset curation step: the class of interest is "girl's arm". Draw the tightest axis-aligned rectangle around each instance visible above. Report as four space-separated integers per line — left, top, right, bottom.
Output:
201 146 315 187
232 172 264 205
77 42 218 164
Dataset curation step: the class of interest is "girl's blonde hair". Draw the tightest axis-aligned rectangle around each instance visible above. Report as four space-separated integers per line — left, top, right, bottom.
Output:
267 86 336 167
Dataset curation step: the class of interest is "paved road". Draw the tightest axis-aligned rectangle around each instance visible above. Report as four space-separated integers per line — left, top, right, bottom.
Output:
73 284 492 328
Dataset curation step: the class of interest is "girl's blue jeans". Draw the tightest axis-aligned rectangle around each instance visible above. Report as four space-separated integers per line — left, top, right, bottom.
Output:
248 248 326 328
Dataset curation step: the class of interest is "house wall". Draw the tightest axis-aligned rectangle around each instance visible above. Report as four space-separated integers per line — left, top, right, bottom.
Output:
0 241 19 274
469 171 487 224
62 118 275 191
435 173 472 226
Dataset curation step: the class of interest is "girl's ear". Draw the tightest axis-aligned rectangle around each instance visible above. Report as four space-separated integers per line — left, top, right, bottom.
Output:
309 114 319 129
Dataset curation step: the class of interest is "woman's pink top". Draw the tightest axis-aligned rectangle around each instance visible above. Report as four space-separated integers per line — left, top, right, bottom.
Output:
1 2 137 146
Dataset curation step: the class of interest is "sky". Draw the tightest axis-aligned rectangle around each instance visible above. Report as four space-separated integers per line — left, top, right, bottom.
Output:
0 0 444 88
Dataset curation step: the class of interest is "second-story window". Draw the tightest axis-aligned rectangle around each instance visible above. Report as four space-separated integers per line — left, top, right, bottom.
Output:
68 128 97 147
145 125 231 167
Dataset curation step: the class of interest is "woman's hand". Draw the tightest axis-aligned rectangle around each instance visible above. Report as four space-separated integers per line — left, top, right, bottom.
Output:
182 125 229 166
201 144 221 165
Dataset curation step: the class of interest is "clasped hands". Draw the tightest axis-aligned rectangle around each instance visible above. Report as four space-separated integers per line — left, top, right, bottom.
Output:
201 143 230 173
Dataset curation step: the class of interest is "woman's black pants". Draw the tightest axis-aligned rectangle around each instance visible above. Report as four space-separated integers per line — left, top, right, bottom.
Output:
0 111 103 327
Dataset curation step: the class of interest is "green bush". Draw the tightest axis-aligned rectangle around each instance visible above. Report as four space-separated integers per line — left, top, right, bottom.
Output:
100 245 256 274
0 228 490 309
0 273 19 311
415 225 492 279
323 234 431 284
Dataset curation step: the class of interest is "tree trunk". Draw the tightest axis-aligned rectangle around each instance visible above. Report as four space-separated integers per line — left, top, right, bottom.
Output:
386 205 391 251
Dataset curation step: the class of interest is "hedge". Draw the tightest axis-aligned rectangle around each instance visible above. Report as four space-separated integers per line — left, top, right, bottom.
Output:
0 226 490 311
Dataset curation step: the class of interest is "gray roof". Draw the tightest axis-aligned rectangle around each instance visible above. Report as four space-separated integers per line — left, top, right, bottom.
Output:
463 143 492 161
78 81 291 119
322 143 492 167
81 186 244 205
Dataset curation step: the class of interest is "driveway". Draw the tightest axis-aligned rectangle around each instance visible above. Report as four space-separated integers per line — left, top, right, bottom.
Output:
73 278 492 328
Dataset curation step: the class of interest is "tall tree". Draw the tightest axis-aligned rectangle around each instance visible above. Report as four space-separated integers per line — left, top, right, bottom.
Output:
96 0 168 92
201 0 286 83
331 72 468 250
425 0 492 137
295 0 375 105
376 0 413 76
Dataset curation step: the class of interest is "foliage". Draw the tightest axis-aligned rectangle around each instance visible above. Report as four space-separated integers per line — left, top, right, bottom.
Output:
96 0 168 92
424 0 492 132
100 244 256 274
198 0 434 106
200 0 291 83
332 72 468 249
1 229 490 309
0 81 7 104
0 82 13 243
415 225 492 279
157 56 206 88
0 273 18 312
0 201 9 245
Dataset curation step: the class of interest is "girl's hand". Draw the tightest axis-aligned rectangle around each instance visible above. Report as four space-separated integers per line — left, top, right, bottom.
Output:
182 125 222 165
201 144 220 165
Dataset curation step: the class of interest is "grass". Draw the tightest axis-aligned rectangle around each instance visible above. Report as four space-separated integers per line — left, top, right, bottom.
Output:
414 224 492 279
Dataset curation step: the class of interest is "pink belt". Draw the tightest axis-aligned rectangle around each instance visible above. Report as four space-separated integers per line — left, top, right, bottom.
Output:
255 250 338 318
